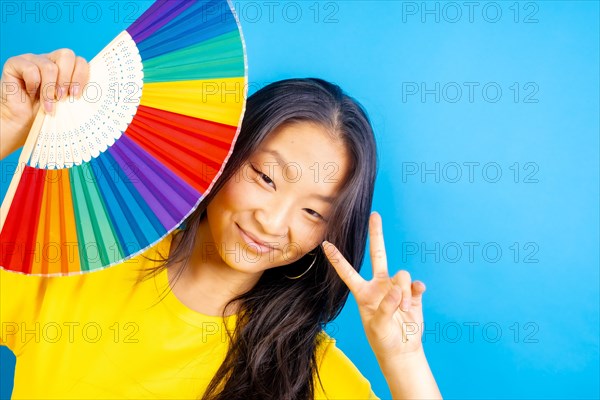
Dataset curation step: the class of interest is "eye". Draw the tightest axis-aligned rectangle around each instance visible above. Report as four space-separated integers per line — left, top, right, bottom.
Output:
304 208 325 221
251 164 275 188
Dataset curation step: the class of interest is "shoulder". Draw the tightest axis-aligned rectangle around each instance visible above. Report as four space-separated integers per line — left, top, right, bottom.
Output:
314 331 380 400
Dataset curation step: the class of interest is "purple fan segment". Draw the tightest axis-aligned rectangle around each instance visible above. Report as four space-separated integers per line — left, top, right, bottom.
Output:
108 135 200 229
127 0 197 43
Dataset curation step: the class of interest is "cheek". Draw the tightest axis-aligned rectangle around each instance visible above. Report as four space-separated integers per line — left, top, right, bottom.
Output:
206 169 267 241
214 171 258 210
286 226 327 260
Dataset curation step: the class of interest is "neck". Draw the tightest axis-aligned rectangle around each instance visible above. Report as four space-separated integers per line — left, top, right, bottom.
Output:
167 214 263 317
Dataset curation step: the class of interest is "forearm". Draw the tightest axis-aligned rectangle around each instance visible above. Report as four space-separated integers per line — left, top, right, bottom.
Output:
377 347 442 400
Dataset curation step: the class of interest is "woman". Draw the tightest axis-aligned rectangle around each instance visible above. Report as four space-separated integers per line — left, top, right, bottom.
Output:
0 49 442 399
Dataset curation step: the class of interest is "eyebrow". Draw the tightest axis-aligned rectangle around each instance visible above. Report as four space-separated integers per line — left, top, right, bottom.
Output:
259 148 336 204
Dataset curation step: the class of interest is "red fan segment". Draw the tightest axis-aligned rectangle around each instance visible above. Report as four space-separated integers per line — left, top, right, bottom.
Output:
125 105 238 194
0 167 47 274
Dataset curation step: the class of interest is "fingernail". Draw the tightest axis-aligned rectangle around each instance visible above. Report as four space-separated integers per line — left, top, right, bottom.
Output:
44 100 53 114
57 86 65 100
72 86 80 99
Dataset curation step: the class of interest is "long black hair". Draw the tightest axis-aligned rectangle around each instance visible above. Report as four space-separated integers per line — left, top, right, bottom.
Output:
139 78 378 400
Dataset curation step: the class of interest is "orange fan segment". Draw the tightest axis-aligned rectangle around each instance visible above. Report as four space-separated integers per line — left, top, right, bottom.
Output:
30 169 80 275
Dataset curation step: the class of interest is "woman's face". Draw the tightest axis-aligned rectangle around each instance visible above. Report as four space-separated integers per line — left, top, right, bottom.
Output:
205 121 350 274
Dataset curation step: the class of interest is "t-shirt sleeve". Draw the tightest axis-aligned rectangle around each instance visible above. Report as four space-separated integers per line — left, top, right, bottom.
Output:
0 269 44 354
314 333 380 400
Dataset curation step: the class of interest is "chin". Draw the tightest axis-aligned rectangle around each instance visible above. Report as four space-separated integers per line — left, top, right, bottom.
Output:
219 240 273 274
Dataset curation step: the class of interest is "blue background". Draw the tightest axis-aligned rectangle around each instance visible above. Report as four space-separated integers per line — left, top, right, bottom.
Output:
1 1 598 399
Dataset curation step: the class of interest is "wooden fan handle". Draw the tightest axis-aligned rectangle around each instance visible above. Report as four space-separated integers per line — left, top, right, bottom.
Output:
0 105 47 231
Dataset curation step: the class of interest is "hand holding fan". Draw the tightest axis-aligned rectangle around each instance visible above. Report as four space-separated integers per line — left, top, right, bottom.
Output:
0 0 247 276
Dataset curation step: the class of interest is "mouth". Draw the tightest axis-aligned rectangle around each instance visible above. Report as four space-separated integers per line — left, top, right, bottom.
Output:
236 224 278 254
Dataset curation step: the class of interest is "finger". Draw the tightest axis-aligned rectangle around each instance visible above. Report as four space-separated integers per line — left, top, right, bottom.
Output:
411 280 426 305
46 48 76 100
23 54 59 114
322 241 365 294
1 55 41 103
369 211 389 281
70 56 89 98
374 282 421 343
374 283 403 326
392 270 413 312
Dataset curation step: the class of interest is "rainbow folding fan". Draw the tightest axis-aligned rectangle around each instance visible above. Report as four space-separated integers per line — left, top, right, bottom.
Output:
0 0 247 276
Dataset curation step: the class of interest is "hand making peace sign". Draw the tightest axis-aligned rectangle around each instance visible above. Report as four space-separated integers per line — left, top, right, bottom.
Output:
321 211 427 361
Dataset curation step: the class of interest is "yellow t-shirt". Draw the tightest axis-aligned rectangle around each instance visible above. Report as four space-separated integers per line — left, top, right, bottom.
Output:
0 231 379 399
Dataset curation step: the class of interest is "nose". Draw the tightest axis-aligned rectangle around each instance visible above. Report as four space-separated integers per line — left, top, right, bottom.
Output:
254 202 290 239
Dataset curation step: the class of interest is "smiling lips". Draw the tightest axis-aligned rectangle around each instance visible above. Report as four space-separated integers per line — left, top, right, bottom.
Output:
237 224 278 254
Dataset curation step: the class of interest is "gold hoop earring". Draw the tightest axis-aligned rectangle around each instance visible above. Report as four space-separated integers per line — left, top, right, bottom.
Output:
284 251 318 280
